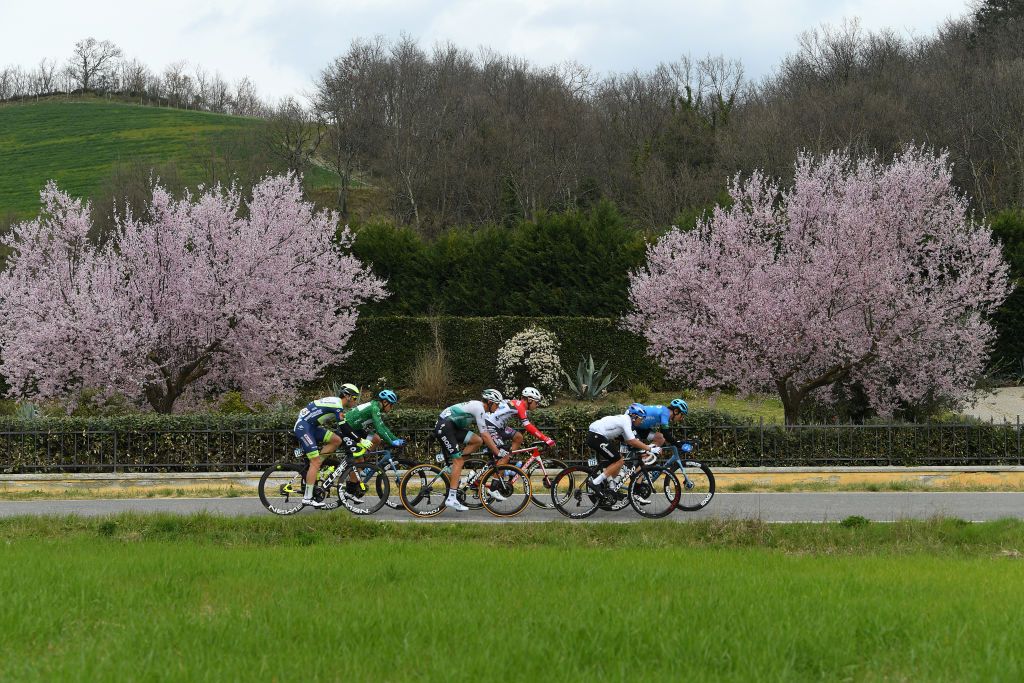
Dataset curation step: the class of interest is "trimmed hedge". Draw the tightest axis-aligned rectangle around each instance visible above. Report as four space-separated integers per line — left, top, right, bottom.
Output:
329 316 669 391
2 411 1021 472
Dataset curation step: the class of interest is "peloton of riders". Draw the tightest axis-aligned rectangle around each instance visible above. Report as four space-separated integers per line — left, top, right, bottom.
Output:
293 385 688 512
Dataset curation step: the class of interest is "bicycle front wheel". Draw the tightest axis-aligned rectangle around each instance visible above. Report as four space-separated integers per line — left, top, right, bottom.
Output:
479 465 532 517
676 461 716 512
338 461 389 515
551 466 600 519
629 467 680 518
400 464 450 518
258 463 306 516
527 458 568 510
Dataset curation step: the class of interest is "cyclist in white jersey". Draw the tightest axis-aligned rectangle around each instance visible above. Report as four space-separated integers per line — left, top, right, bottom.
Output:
586 405 661 493
434 389 504 511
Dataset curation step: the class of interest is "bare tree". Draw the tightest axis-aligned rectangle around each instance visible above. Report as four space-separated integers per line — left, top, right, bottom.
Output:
262 97 323 173
66 37 123 91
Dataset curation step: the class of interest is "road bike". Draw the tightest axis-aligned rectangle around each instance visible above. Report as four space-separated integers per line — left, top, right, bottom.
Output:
551 448 680 519
399 450 532 518
500 442 568 510
362 447 416 510
663 439 715 511
258 446 390 516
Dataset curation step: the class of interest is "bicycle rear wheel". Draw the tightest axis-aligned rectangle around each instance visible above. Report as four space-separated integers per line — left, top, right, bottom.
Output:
480 465 532 517
676 462 716 511
338 461 389 515
258 463 306 516
456 458 486 510
400 464 450 518
526 458 568 510
551 466 601 519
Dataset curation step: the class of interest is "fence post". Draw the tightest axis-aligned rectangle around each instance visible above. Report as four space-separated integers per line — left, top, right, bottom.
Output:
1018 415 1021 466
113 431 118 474
887 423 893 466
759 416 764 467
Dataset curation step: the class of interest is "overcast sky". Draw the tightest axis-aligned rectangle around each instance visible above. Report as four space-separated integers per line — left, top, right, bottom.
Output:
2 0 972 101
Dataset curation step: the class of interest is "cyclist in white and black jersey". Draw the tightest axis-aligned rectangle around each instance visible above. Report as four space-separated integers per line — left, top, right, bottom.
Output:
434 389 505 511
586 405 661 493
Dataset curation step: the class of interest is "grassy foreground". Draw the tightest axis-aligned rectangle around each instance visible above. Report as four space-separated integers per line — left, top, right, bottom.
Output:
2 515 1024 682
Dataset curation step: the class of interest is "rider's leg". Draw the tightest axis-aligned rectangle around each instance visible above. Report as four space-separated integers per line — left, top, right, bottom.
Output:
509 431 524 461
304 452 324 503
447 433 482 504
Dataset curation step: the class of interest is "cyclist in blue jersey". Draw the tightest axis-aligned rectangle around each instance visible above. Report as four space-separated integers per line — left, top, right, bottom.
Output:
293 383 363 508
629 398 689 450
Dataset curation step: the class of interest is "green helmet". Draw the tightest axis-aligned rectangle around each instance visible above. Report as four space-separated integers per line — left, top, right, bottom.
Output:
339 383 360 397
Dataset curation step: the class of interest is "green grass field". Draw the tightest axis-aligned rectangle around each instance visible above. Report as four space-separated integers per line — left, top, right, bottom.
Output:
0 98 339 219
2 515 1023 681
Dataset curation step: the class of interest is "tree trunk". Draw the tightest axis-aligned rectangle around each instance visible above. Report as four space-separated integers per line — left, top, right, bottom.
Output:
776 379 805 425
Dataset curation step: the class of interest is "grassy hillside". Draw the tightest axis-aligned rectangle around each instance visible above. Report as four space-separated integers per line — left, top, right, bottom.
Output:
0 98 338 219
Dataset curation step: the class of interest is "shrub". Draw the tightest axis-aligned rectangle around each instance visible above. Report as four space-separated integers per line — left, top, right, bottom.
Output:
408 319 452 406
495 326 562 404
628 381 652 404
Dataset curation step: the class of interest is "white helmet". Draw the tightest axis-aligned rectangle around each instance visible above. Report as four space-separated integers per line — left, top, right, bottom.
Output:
521 387 542 402
482 388 504 403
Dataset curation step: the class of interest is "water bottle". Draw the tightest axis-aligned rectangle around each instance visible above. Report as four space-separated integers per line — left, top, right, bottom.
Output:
514 460 523 469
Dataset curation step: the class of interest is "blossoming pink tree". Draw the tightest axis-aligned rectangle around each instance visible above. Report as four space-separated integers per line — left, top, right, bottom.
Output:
0 174 386 412
627 149 1012 424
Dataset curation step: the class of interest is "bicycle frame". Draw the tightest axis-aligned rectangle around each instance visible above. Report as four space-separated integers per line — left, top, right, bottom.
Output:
661 442 702 489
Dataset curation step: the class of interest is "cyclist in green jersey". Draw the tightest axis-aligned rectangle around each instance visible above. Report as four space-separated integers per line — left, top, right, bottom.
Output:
343 389 405 453
434 389 505 511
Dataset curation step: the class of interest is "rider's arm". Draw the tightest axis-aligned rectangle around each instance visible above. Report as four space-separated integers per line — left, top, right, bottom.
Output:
516 401 552 444
474 406 503 456
621 417 655 452
370 403 399 444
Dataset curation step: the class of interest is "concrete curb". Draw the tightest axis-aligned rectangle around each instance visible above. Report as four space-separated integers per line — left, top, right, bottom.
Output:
3 466 1024 492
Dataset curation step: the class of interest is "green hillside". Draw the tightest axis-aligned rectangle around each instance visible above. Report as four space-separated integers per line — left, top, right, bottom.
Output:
0 98 333 218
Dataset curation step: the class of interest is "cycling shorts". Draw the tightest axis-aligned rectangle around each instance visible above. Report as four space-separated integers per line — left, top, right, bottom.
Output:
294 420 335 459
435 417 473 459
586 431 622 466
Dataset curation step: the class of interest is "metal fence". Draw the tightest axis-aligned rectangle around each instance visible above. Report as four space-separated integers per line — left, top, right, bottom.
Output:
1 419 1022 473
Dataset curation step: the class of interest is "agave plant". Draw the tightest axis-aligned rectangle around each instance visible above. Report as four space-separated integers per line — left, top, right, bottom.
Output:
563 355 617 401
14 401 39 419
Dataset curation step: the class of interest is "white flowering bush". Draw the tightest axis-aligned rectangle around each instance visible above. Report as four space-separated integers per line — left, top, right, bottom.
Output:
496 326 562 405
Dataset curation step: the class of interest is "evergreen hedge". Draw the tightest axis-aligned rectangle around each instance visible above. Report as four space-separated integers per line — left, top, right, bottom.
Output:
2 411 1020 471
329 315 669 390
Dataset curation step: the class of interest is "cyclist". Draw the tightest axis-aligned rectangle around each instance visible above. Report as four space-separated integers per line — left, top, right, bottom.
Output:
630 398 689 450
341 389 406 500
293 383 362 508
434 389 505 511
482 387 556 500
586 404 661 495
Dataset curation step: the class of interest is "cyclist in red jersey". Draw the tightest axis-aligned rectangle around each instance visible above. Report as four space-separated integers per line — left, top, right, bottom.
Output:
483 386 556 468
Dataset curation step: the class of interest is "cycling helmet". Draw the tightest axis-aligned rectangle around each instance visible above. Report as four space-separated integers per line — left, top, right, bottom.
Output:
339 383 360 397
626 403 647 418
482 388 504 404
521 387 542 402
669 398 689 415
377 389 398 404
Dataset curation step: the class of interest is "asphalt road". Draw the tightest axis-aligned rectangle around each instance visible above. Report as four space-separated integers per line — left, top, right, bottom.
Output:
2 492 1023 522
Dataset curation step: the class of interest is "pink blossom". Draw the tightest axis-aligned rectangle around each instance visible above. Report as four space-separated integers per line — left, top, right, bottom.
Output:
0 174 387 412
627 148 1012 423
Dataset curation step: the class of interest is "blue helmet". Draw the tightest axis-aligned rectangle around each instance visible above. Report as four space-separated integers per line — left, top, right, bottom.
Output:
377 389 398 404
670 398 689 415
626 403 646 418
